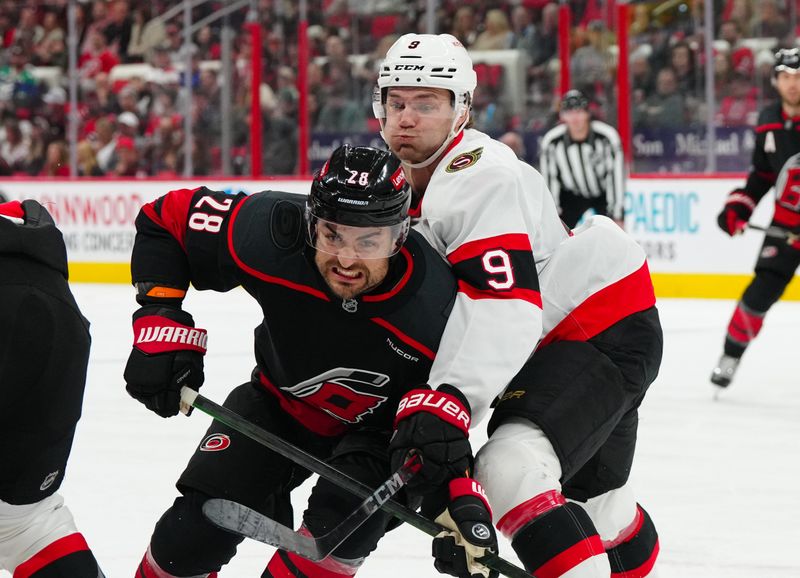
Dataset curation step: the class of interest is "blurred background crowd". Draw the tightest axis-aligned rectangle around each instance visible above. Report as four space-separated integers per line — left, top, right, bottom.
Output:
0 0 798 177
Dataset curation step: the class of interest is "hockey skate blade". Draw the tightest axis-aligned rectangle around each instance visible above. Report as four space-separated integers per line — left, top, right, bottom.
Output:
203 499 324 561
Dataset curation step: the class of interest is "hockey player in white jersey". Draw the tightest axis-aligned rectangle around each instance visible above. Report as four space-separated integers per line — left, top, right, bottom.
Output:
376 34 663 578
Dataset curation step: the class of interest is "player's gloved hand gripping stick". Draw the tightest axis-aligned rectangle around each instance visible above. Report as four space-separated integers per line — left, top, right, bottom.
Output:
179 387 532 578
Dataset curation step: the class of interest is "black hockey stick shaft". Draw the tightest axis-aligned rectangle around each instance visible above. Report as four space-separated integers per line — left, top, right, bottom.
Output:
203 453 422 561
747 223 800 243
179 387 532 578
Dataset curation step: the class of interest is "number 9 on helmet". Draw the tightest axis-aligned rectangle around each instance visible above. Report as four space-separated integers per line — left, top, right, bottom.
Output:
306 145 412 259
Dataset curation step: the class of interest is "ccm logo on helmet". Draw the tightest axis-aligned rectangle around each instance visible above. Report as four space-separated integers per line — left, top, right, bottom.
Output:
394 64 424 71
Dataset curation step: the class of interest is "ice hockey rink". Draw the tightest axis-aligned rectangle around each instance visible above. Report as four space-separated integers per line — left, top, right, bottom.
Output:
8 284 799 578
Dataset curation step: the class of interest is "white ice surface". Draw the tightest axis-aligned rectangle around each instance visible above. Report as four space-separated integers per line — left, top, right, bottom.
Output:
4 285 799 577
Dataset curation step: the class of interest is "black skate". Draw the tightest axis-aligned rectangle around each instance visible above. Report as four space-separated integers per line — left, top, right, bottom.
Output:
710 354 740 388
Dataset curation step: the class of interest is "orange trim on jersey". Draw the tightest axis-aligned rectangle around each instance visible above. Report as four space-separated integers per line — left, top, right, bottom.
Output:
141 187 200 251
362 246 413 302
534 535 605 578
145 286 187 299
539 261 655 348
457 279 543 307
446 233 532 265
370 317 436 360
13 533 90 578
257 372 346 437
226 196 330 301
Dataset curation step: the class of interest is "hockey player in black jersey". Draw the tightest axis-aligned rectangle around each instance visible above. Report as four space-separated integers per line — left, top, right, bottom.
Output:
0 200 105 577
712 47 800 388
124 145 494 578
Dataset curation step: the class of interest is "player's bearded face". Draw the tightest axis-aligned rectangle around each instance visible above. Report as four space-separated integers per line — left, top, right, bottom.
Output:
776 72 800 107
313 222 392 299
382 88 456 163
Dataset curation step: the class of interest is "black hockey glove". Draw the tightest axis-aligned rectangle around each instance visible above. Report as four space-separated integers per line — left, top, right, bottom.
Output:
432 478 498 578
389 384 473 495
124 305 206 417
717 189 755 236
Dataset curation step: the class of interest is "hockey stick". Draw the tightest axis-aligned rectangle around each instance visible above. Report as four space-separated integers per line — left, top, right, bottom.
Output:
179 387 532 578
202 452 421 561
747 223 800 244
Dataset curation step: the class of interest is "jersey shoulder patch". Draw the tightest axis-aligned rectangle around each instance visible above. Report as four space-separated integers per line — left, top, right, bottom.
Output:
446 147 484 173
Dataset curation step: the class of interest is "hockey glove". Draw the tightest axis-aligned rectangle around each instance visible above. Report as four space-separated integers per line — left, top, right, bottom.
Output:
432 478 498 578
124 306 207 417
717 189 756 236
389 385 473 495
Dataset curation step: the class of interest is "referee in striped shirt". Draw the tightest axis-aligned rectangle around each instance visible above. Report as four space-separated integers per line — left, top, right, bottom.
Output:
539 90 625 228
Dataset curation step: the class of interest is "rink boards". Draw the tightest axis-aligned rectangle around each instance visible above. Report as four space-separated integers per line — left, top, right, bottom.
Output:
0 176 797 300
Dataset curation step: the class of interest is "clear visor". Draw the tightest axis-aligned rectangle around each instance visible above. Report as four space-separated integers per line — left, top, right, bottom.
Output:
309 217 409 259
374 88 457 121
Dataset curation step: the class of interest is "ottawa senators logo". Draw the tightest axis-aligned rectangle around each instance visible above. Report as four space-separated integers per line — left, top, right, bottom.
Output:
446 147 483 173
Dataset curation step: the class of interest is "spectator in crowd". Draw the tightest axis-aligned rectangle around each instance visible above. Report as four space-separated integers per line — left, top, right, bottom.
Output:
127 5 167 63
669 41 701 99
32 8 65 66
76 139 104 176
79 29 119 92
719 19 754 70
103 0 133 61
748 0 789 39
315 70 366 133
499 130 526 159
0 44 37 105
510 6 537 61
570 20 612 103
93 116 117 173
635 67 687 129
450 6 477 48
12 5 42 49
39 140 69 176
110 135 139 176
80 0 112 55
528 3 559 87
631 45 656 103
717 71 759 127
472 9 514 51
0 117 30 173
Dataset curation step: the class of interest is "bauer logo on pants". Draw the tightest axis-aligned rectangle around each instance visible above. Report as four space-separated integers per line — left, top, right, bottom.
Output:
200 433 231 452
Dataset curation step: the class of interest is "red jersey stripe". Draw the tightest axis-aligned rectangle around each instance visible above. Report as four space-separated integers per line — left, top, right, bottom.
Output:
447 233 533 265
539 262 655 347
457 279 543 308
755 123 783 133
363 247 413 302
534 535 605 578
0 200 24 219
141 187 200 251
227 197 330 301
14 533 90 578
370 317 436 360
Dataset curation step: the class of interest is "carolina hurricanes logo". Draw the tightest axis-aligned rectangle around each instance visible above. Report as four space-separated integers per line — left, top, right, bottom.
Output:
200 433 231 452
283 368 390 424
446 147 483 173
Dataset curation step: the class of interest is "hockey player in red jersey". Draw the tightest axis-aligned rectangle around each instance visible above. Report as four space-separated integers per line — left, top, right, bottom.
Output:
712 47 800 389
374 34 662 578
124 145 495 578
0 200 106 577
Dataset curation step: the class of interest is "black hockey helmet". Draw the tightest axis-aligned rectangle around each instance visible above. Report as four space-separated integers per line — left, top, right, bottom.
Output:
306 145 411 258
560 89 589 111
773 48 800 78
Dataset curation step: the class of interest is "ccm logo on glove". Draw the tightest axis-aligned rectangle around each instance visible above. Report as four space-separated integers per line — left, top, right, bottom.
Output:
134 315 208 354
395 390 471 433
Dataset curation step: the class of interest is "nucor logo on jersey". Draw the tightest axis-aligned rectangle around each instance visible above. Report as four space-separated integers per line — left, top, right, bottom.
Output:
136 325 208 349
396 392 470 430
393 64 425 71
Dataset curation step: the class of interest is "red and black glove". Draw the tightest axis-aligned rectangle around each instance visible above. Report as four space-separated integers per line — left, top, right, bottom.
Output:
389 384 473 495
717 189 755 236
432 478 499 578
124 305 206 417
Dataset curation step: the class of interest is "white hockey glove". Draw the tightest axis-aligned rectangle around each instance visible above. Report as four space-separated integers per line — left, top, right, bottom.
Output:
432 478 498 578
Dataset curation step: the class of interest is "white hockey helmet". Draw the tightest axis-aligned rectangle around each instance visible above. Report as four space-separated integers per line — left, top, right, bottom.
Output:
374 34 477 168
